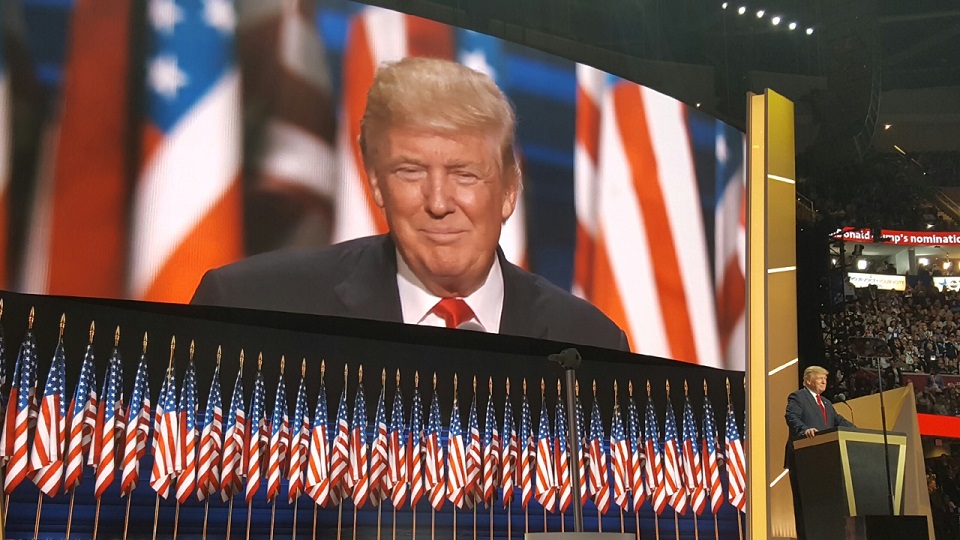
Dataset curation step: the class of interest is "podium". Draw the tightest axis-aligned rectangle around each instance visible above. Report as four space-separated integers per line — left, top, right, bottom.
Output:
792 427 927 539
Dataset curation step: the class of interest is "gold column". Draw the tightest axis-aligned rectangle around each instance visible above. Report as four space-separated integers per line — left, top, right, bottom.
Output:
746 89 798 539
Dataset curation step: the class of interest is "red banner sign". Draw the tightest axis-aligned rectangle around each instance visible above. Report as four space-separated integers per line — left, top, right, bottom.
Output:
832 227 960 246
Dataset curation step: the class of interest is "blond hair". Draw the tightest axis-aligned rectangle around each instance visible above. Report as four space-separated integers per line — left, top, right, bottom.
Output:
359 57 519 184
803 365 829 382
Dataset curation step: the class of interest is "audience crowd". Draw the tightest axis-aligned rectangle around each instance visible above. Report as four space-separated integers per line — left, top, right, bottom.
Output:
928 459 960 538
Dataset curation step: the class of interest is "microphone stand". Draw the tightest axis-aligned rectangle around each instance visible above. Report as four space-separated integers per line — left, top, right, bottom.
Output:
549 348 584 533
849 337 896 516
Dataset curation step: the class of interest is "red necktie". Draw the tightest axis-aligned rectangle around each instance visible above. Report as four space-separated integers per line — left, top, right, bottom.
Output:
431 298 476 328
816 394 827 424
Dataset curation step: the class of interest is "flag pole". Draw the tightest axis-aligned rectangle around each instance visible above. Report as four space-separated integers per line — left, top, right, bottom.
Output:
352 504 359 540
490 503 494 540
673 510 679 540
737 511 743 540
620 507 625 533
66 491 76 540
202 498 210 539
635 508 640 539
33 492 43 539
474 505 478 540
653 512 659 540
713 513 719 540
693 512 699 540
226 497 234 539
173 501 181 540
507 504 511 539
377 501 382 540
411 506 416 540
293 498 299 540
246 499 253 540
122 495 132 539
431 507 435 540
152 494 161 539
270 499 277 540
597 507 602 532
93 498 102 540
312 501 318 539
453 505 457 540
337 501 343 540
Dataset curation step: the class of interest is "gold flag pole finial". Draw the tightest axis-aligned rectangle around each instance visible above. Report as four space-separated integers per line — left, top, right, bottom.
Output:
473 375 477 394
239 349 245 373
704 380 709 395
726 377 732 405
415 370 420 389
506 377 511 396
89 321 96 345
321 360 326 382
629 380 634 398
453 373 458 394
142 332 149 354
433 372 437 391
358 365 363 384
344 364 349 385
216 346 222 369
257 352 263 371
665 380 671 397
557 379 561 397
168 336 176 369
280 356 285 375
28 307 35 330
190 340 195 361
614 380 619 400
0 298 3 320
302 359 307 378
491 377 495 396
522 378 527 395
592 379 597 397
684 380 689 397
396 369 401 388
59 313 66 340
646 380 652 398
575 380 580 397
381 368 386 387
540 378 545 399
115 326 121 348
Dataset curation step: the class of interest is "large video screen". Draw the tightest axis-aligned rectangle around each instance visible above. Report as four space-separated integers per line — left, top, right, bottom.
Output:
0 0 745 369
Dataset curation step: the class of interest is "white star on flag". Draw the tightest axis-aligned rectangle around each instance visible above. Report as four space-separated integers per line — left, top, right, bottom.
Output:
203 0 236 34
149 55 188 99
459 50 496 80
149 0 183 35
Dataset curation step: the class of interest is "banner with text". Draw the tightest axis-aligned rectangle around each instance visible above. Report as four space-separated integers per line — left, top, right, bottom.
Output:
848 272 907 291
832 227 960 246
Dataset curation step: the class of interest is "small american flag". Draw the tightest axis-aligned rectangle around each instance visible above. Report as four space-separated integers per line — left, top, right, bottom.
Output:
175 359 198 503
500 389 516 508
643 398 667 515
0 324 7 423
702 396 723 513
627 395 645 511
349 376 370 508
369 382 389 506
2 331 37 495
663 397 687 514
426 388 445 511
554 395 572 513
464 394 482 509
329 381 350 505
445 391 466 509
120 352 151 497
575 394 588 507
219 366 245 502
93 348 123 499
287 369 309 504
388 381 407 508
150 366 179 499
196 359 222 501
610 397 630 511
245 366 267 503
518 393 534 510
64 342 97 492
482 387 500 506
588 395 609 514
407 385 424 507
305 375 331 506
265 369 289 503
32 339 68 497
681 395 705 515
534 395 556 512
725 406 746 513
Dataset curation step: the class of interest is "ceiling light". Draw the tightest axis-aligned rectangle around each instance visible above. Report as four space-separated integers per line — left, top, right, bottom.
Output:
738 6 747 15
788 22 797 30
806 27 814 35
756 9 765 18
857 260 868 271
695 103 701 108
884 123 892 130
919 258 929 266
772 16 781 25
722 2 729 9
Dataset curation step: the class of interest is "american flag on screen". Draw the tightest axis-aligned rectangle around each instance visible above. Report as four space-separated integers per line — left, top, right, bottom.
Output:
574 64 725 367
287 366 309 503
609 396 630 511
534 394 556 512
588 394 610 514
482 384 500 506
464 393 482 509
266 367 289 503
446 388 466 509
197 357 223 501
643 397 667 515
681 395 705 515
129 0 242 303
349 375 370 508
329 378 350 505
518 391 534 510
702 396 723 514
175 359 198 503
426 387 445 511
663 397 687 514
387 378 407 508
150 366 179 499
725 406 746 513
369 380 389 506
32 340 68 497
2 330 37 495
714 128 747 371
245 364 267 503
93 348 123 499
121 351 151 496
554 393 572 514
500 387 516 508
626 393 645 511
306 372 331 506
334 8 526 264
407 383 424 507
64 341 97 492
219 362 245 502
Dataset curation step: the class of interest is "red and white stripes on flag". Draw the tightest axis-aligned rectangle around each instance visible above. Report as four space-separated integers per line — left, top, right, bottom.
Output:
175 360 198 503
237 0 337 223
715 133 747 371
574 64 721 367
19 0 131 299
287 372 310 504
64 344 98 493
196 361 223 501
534 398 556 513
369 387 389 506
31 341 67 497
149 369 179 499
305 381 331 506
725 406 746 512
265 372 289 504
464 398 482 509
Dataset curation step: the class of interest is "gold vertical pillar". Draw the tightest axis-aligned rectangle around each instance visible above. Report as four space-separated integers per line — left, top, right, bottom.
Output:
746 89 798 539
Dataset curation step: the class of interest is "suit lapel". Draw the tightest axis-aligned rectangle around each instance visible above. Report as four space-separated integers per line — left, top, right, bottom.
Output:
499 250 549 339
334 235 404 323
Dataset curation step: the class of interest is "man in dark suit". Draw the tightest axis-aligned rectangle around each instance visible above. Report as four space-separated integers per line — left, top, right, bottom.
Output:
192 57 629 352
784 365 855 540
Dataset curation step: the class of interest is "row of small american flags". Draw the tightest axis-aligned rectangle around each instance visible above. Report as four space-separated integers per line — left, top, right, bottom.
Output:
0 311 748 527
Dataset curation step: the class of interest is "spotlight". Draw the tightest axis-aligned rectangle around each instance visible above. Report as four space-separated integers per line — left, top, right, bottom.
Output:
722 2 728 9
919 258 929 266
884 123 892 130
738 6 746 15
857 260 868 271
831 258 838 265
945 261 952 270
756 9 765 18
927 223 935 230
788 22 797 30
695 103 701 108
806 27 814 35
772 16 781 25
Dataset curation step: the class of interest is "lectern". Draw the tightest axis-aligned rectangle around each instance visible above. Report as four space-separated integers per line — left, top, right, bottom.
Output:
792 427 927 540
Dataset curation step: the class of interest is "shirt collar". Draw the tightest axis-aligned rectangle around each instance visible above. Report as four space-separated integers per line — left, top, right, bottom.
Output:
395 252 504 333
806 387 821 400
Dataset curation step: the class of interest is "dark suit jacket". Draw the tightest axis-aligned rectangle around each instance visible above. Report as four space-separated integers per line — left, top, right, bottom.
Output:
191 234 630 351
783 387 855 468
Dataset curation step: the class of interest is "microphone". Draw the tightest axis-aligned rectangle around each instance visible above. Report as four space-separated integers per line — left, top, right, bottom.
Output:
834 393 855 426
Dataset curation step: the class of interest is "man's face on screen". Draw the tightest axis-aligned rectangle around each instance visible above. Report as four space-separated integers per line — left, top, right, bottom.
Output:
368 126 518 297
